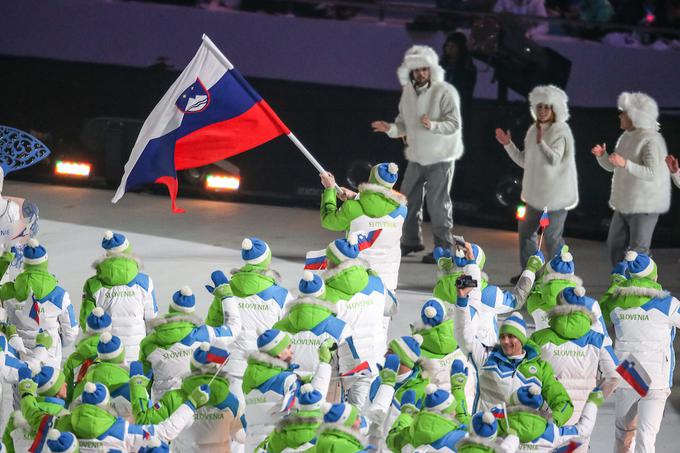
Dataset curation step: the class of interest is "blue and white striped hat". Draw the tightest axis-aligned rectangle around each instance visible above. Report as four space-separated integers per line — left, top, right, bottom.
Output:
421 298 446 327
424 384 455 413
102 230 130 254
256 329 292 358
369 162 399 189
86 307 112 334
169 286 196 313
82 382 110 407
46 429 78 453
625 250 657 280
499 312 527 345
454 243 486 270
547 247 574 274
298 271 325 297
298 383 324 411
326 233 359 265
241 237 271 265
470 411 498 439
97 332 125 362
23 239 48 265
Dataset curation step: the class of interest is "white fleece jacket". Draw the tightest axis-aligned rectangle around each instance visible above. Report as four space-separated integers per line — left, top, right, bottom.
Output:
386 81 463 166
596 128 670 214
504 122 579 211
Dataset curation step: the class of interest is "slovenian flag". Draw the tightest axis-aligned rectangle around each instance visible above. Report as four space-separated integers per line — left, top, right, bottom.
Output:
617 355 651 397
206 345 230 365
553 441 583 453
341 361 372 377
29 415 53 452
490 406 506 420
357 229 382 251
112 35 290 213
281 392 296 413
539 207 550 228
304 249 328 272
29 295 41 325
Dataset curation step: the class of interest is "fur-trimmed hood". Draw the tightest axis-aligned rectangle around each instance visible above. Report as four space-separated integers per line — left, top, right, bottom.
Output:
505 404 552 422
397 45 445 86
248 351 291 370
541 273 582 286
618 91 659 130
612 285 670 299
91 253 142 287
284 296 339 315
529 85 570 123
147 313 203 329
321 258 370 281
92 252 142 270
318 423 368 446
276 414 320 430
358 183 407 206
456 436 505 452
548 304 596 324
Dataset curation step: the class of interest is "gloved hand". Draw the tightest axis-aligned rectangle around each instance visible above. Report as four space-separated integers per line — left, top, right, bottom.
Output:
434 247 453 272
18 366 37 397
611 260 628 284
0 250 15 265
379 354 400 388
35 329 53 349
587 387 605 407
205 270 230 295
2 323 17 338
129 361 150 388
526 250 545 273
450 359 468 390
188 384 211 408
318 339 335 364
399 390 419 415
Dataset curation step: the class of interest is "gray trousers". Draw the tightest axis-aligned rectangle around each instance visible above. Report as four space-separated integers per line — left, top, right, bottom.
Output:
518 205 568 268
400 160 454 249
606 211 660 266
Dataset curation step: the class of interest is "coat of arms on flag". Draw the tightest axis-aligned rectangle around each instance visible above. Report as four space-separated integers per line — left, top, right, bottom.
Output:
175 79 211 113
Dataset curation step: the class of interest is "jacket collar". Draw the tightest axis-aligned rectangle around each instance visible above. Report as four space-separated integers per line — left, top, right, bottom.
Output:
541 273 583 286
248 351 291 370
322 259 370 281
357 183 407 205
284 296 338 315
147 313 203 329
613 286 670 299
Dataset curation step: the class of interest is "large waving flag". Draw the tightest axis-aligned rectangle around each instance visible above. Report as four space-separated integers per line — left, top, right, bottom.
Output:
112 35 290 212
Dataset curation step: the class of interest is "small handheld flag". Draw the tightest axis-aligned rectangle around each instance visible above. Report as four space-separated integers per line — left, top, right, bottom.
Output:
553 440 583 453
29 414 53 452
537 207 550 251
29 295 41 325
304 250 328 272
341 361 372 377
205 346 230 365
616 355 651 397
280 391 296 413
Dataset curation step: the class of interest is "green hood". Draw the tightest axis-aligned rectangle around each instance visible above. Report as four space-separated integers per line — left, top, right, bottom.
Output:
456 437 498 453
274 298 336 334
547 305 595 340
323 261 370 303
500 408 549 443
181 373 231 407
69 404 117 439
268 413 321 453
230 268 275 297
601 277 668 321
144 314 201 348
409 411 461 446
527 274 581 314
315 426 364 452
74 362 129 398
242 353 289 394
95 255 140 286
13 266 58 300
394 367 430 403
415 319 457 357
356 184 401 218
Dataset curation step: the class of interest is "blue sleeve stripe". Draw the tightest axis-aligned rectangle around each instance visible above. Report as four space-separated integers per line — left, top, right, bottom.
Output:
605 345 620 366
346 336 360 359
67 304 77 327
213 326 233 337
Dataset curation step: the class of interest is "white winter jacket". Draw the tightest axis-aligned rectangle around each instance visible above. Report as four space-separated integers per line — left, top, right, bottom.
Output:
596 128 671 214
504 122 578 211
387 82 463 166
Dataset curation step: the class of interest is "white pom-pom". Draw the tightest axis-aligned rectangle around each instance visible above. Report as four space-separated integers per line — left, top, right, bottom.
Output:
300 383 314 394
425 384 438 395
455 249 465 258
242 238 253 250
84 382 97 394
103 230 114 240
482 411 495 424
302 270 314 282
180 286 193 296
413 334 424 346
528 384 541 396
388 163 399 175
99 332 112 344
92 307 105 317
424 306 438 319
28 238 40 248
561 252 573 263
322 402 333 414
574 286 586 297
200 342 210 352
347 233 358 246
256 327 266 336
47 429 61 441
625 250 638 262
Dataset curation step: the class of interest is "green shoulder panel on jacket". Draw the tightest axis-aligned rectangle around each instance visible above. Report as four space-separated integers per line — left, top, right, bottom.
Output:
386 412 415 453
0 281 16 301
64 336 100 403
536 357 573 426
80 277 104 330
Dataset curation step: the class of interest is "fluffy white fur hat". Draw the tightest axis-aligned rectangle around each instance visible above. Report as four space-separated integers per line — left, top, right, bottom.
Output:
397 45 445 86
529 85 570 123
617 91 659 130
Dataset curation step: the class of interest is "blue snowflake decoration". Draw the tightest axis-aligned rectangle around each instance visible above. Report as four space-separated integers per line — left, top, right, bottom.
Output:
0 126 51 174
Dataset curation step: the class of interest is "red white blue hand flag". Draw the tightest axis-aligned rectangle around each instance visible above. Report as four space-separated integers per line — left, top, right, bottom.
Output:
29 295 41 325
616 354 651 397
112 35 290 213
539 207 550 229
206 345 230 365
553 441 583 453
304 249 328 272
29 414 53 452
341 361 372 377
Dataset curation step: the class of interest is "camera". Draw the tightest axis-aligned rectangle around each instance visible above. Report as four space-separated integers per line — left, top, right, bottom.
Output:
455 274 478 289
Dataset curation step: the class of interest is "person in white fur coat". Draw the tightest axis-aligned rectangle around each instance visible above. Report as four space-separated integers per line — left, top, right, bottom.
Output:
495 85 578 280
371 45 463 261
591 92 671 265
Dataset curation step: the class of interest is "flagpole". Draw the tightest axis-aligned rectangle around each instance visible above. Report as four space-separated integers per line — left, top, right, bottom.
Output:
202 34 342 192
